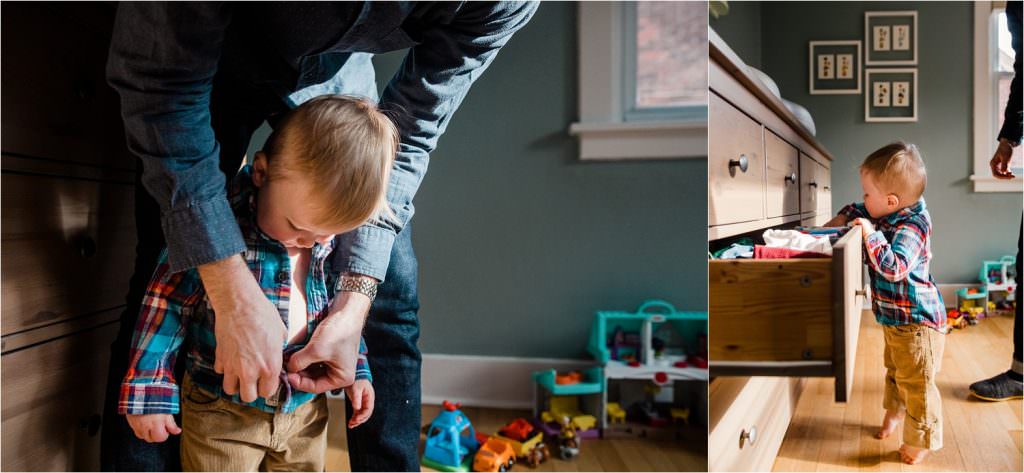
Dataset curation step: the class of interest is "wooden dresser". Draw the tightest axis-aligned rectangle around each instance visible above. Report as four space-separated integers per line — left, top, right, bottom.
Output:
707 29 866 472
1 3 136 470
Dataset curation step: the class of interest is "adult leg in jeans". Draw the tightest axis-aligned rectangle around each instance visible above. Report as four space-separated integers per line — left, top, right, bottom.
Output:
99 80 272 470
969 216 1024 401
345 222 422 471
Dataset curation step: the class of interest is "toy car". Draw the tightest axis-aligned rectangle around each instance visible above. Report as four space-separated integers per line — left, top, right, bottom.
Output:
473 437 516 472
422 401 481 472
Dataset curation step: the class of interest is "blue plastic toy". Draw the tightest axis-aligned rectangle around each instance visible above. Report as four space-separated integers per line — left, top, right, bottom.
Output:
422 400 481 472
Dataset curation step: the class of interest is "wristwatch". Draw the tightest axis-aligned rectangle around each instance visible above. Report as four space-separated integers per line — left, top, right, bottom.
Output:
335 274 378 303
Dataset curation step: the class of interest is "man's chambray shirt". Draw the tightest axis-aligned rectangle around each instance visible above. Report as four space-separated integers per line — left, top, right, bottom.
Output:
106 2 539 279
119 166 371 415
839 199 946 331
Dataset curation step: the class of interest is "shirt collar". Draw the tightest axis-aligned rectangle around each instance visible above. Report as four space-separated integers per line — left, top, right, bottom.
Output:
882 198 926 225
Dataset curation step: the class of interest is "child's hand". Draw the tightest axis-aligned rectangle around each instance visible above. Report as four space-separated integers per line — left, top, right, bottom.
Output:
851 218 876 238
126 413 181 443
346 379 375 429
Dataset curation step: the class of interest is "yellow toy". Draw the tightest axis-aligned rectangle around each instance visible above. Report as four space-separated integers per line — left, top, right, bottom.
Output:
606 402 626 424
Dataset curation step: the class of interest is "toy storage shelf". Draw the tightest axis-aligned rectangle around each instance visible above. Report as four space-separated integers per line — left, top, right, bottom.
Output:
604 360 709 382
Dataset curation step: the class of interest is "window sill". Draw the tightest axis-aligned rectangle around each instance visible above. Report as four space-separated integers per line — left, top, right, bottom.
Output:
568 120 708 161
970 175 1023 192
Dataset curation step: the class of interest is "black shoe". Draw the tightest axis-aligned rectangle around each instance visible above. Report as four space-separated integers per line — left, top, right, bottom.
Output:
969 372 1024 401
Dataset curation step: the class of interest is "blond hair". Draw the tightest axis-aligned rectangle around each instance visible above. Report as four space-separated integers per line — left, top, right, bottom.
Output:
860 141 927 204
262 95 398 230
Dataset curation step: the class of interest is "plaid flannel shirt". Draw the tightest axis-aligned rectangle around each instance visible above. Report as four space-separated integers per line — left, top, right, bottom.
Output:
119 165 371 415
839 199 946 331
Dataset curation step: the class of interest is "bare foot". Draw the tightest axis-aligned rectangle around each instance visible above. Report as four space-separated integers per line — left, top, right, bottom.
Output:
898 444 930 465
876 409 904 439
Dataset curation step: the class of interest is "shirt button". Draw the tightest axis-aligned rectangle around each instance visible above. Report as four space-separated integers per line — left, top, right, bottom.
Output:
275 270 290 284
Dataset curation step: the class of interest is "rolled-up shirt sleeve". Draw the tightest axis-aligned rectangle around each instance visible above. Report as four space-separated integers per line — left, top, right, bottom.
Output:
107 2 245 273
333 1 540 281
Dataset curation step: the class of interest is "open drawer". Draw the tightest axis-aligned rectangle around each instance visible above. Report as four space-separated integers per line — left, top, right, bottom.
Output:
709 229 865 402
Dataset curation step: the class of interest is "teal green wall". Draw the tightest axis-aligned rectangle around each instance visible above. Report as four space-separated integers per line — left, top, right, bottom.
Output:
253 2 708 358
710 0 763 69
748 1 1019 283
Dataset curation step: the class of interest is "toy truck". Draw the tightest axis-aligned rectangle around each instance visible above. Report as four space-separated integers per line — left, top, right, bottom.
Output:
494 419 549 467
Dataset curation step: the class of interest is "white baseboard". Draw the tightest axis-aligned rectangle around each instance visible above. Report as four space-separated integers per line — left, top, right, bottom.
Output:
421 354 593 410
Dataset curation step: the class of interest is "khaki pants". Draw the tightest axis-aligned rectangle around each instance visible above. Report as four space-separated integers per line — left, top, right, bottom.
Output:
882 324 945 450
180 374 328 472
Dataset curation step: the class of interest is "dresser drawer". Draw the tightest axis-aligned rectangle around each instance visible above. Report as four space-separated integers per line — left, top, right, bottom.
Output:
798 153 819 216
0 3 132 170
1 319 117 471
709 229 865 402
815 160 832 216
709 92 765 227
1 172 136 335
709 376 804 472
764 130 800 219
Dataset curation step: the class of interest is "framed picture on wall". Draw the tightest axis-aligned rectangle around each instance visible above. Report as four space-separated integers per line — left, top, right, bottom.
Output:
865 11 917 65
865 68 917 122
809 40 862 94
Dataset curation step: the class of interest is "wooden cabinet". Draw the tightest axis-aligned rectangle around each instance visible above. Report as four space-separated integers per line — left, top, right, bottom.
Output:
1 4 135 471
709 28 863 471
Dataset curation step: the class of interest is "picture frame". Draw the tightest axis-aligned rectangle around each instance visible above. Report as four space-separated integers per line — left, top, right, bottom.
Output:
808 40 862 95
865 68 917 122
865 11 917 65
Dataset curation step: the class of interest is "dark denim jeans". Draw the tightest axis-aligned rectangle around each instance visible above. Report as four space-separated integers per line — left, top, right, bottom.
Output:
100 76 423 471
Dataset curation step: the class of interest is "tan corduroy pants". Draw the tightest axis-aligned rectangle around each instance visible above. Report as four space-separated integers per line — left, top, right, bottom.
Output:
180 373 329 472
882 323 945 450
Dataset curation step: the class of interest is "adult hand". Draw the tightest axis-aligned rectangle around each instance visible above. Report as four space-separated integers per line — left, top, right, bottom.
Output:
990 138 1016 180
287 288 372 394
198 255 287 403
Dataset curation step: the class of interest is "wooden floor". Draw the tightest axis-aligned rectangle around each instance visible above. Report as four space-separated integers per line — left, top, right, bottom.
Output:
325 403 708 472
774 311 1023 472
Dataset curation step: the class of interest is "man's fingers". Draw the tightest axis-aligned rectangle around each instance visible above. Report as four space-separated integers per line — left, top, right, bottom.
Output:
286 346 316 373
222 372 240 396
288 372 319 393
239 373 259 403
258 373 279 399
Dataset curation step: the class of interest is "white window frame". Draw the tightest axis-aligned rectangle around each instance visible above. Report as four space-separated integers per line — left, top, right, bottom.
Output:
971 1 1022 192
569 2 707 161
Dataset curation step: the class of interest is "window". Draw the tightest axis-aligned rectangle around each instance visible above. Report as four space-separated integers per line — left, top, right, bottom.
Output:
625 2 708 121
971 2 1022 192
571 2 708 161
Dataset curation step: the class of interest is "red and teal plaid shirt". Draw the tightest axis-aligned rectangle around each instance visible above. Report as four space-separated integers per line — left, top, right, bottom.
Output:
119 165 371 415
839 199 946 331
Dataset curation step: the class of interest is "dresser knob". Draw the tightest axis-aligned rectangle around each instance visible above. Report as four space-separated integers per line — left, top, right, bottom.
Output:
785 172 797 184
740 425 758 449
728 155 749 176
809 181 819 188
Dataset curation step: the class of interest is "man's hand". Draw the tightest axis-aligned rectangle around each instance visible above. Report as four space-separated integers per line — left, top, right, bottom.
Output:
126 414 181 443
990 138 1017 180
287 289 372 394
822 214 850 227
198 255 287 403
851 218 876 239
